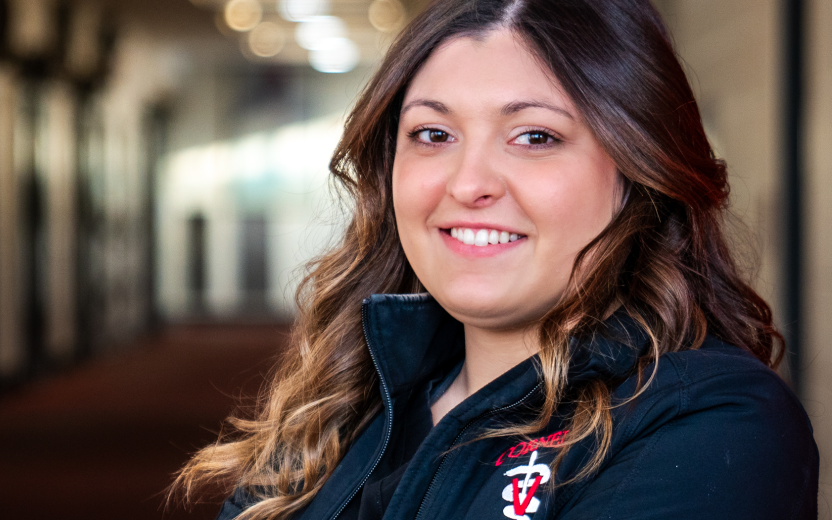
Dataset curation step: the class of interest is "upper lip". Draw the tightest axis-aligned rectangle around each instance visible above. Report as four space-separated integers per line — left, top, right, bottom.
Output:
436 221 527 236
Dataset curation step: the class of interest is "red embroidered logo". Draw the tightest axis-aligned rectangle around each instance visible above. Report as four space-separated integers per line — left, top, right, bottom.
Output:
512 475 542 515
495 430 568 466
501 450 551 520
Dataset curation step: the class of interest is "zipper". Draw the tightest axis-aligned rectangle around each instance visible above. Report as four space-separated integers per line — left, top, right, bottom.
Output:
414 382 543 520
329 302 394 520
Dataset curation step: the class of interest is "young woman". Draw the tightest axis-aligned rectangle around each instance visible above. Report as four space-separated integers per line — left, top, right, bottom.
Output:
174 1 819 518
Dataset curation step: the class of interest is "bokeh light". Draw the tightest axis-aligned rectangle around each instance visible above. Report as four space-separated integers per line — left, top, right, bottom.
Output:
368 0 405 33
294 16 346 51
308 37 359 73
278 0 331 22
224 0 263 32
248 21 286 57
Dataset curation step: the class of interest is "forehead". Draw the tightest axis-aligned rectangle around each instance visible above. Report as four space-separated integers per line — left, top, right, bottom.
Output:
403 29 573 112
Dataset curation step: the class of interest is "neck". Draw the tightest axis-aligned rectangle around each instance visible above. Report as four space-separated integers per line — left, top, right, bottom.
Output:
430 323 540 426
458 324 540 398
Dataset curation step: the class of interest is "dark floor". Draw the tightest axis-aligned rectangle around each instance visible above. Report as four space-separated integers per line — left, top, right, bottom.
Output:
0 324 289 520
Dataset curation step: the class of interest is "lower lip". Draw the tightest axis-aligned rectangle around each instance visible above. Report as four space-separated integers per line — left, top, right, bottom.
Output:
439 230 525 258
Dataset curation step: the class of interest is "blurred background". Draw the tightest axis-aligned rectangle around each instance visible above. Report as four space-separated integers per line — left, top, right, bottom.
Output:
0 0 828 518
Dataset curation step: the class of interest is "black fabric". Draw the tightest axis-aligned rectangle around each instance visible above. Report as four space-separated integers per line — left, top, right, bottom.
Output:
347 347 463 520
356 463 410 520
216 294 819 520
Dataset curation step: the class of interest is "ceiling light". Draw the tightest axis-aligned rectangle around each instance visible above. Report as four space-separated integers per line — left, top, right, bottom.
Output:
368 0 405 33
224 0 263 32
278 0 331 22
249 22 286 57
308 37 359 73
294 16 346 50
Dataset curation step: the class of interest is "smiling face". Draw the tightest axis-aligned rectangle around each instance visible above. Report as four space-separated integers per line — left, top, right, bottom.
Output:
392 29 620 333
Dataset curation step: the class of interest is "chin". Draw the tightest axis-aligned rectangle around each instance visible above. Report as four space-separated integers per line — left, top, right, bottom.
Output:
431 288 525 328
426 277 563 331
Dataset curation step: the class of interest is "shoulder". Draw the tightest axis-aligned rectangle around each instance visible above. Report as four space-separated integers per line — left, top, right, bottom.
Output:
608 335 816 454
572 336 820 519
613 335 811 431
663 334 794 391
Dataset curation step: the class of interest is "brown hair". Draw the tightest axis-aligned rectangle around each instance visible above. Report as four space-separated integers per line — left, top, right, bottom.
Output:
172 0 783 517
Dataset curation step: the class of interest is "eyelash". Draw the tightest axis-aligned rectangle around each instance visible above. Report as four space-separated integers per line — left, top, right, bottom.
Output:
407 126 452 148
406 126 562 149
513 127 563 148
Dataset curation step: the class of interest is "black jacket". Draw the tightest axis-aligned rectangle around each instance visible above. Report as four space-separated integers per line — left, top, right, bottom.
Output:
217 293 819 520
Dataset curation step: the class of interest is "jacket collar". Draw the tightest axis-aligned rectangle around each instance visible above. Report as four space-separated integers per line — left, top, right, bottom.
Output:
362 293 464 399
361 293 651 397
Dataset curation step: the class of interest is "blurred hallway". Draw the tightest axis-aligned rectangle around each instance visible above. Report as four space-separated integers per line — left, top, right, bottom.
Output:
0 0 830 517
0 323 288 520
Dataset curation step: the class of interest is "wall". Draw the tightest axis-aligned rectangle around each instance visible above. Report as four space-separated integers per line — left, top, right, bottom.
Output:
657 0 784 326
0 1 188 381
0 66 23 378
805 0 832 512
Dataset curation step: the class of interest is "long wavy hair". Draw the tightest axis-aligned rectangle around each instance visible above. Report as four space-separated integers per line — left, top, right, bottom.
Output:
172 0 783 518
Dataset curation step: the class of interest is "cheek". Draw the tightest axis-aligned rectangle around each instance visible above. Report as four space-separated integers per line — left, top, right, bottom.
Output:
522 157 618 250
392 154 446 245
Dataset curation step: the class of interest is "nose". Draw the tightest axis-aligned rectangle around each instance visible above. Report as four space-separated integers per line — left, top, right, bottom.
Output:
445 140 506 208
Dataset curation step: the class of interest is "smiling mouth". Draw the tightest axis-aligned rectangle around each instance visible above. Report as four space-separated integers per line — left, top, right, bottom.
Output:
447 227 526 247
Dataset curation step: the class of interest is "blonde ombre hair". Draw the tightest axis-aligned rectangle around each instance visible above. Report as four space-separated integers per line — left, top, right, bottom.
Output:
172 1 783 518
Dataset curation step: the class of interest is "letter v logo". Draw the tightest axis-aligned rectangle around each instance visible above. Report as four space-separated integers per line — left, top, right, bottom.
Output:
512 475 542 515
501 450 551 519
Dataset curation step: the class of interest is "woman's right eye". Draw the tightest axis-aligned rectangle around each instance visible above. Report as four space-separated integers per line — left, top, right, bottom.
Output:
412 128 451 144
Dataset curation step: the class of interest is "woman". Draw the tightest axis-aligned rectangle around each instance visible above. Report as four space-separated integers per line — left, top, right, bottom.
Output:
174 0 819 518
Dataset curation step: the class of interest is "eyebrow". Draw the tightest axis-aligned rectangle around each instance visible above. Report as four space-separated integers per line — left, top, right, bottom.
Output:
400 99 452 116
400 98 575 120
501 100 575 120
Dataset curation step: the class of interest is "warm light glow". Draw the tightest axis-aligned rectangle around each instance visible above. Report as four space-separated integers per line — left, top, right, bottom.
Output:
308 37 359 73
278 0 331 22
368 0 405 33
224 0 263 32
294 16 346 51
165 113 344 198
214 12 235 37
159 113 346 315
248 22 286 57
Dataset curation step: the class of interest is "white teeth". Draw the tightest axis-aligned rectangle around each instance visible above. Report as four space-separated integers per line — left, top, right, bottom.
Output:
449 227 523 247
474 229 489 246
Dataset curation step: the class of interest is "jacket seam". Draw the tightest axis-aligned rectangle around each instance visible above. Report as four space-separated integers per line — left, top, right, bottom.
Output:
615 363 811 451
663 354 690 414
788 473 812 520
651 356 814 434
788 443 814 520
549 376 684 513
598 421 676 520
618 378 683 444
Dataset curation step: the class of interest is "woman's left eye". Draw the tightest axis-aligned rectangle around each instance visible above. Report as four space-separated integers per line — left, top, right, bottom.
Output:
514 130 557 146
